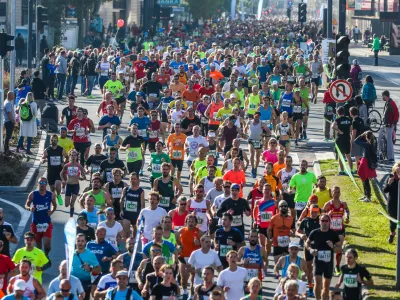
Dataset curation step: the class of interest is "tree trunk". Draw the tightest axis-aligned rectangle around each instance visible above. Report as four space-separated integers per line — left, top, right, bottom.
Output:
77 5 84 48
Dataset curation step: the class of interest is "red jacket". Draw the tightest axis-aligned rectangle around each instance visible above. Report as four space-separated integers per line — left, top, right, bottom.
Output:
323 91 335 104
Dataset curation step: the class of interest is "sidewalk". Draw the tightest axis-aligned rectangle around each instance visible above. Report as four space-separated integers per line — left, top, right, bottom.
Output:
350 43 400 65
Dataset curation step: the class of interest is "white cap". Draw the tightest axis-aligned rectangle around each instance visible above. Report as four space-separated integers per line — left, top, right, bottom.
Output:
272 81 279 86
14 279 27 291
230 94 236 99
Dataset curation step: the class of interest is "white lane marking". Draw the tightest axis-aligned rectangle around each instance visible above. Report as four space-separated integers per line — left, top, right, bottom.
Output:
0 197 31 255
291 153 300 165
313 160 322 177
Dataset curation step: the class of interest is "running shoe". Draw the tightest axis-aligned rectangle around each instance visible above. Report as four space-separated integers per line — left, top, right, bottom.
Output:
323 138 329 142
307 289 315 297
295 140 298 146
252 168 256 178
139 169 143 175
388 234 395 244
360 197 371 202
335 266 341 275
57 195 63 206
303 133 307 140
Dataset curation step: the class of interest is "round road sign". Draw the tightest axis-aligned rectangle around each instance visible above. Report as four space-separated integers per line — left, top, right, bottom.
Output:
329 79 353 103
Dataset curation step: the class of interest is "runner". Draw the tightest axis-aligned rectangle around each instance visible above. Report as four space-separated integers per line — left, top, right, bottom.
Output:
24 178 57 256
99 147 127 184
79 195 106 229
148 110 163 148
104 168 127 222
143 226 176 266
97 207 125 250
149 141 172 186
85 144 107 182
41 135 68 205
217 251 247 300
312 175 332 210
185 125 209 169
323 186 350 275
275 111 293 157
273 242 307 280
153 162 183 212
306 214 341 300
119 172 145 238
167 123 187 180
193 266 223 300
102 125 122 158
168 196 189 231
187 184 213 233
79 177 112 211
120 125 145 175
222 159 246 198
150 264 180 299
104 72 126 119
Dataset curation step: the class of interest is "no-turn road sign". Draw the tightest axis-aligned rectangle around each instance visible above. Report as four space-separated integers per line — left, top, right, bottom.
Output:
329 79 353 103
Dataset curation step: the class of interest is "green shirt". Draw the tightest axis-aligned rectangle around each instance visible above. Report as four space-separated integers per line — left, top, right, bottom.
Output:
289 172 317 203
104 79 124 98
150 152 171 178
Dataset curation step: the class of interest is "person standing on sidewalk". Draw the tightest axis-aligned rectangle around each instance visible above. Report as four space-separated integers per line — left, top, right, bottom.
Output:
371 34 380 66
3 92 16 154
16 93 37 155
83 52 98 99
379 90 399 163
15 33 25 67
56 50 67 100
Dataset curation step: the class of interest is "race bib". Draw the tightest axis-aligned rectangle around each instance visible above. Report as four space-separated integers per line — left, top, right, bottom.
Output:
295 202 307 211
172 150 182 158
128 151 138 160
252 140 261 148
293 106 302 113
68 166 79 177
36 223 49 233
282 99 291 107
106 172 113 182
277 236 290 247
318 250 331 263
149 93 157 98
343 274 358 288
249 103 257 110
187 101 193 108
261 211 272 222
197 215 204 225
88 222 97 229
101 70 108 76
162 103 169 111
245 268 259 282
201 116 208 124
213 112 218 120
261 120 271 128
129 271 137 284
330 218 343 230
219 244 233 257
111 188 122 199
327 106 334 116
125 201 138 212
251 78 258 85
76 127 85 136
152 163 161 173
149 130 158 139
232 215 243 226
287 76 294 82
50 156 61 166
312 74 319 79
160 197 170 207
138 129 147 137
92 166 100 173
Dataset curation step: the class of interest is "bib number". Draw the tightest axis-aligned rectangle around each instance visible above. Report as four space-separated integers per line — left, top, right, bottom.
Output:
152 163 161 173
295 202 307 211
162 103 169 111
187 101 193 108
125 201 138 212
343 274 358 288
293 106 302 113
111 188 122 199
128 150 138 160
219 244 232 257
261 211 272 222
201 116 208 124
160 197 170 207
232 214 243 226
312 74 319 79
106 172 113 182
138 129 147 137
330 218 343 230
251 140 261 148
68 167 79 177
318 250 331 263
277 236 290 247
149 130 158 139
282 99 291 107
246 268 259 282
36 223 49 233
197 215 204 225
172 150 182 159
50 156 61 166
249 103 257 110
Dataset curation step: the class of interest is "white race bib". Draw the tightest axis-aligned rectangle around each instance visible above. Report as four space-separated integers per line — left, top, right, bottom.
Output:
282 99 291 107
245 268 259 282
293 105 302 113
277 235 290 247
295 202 307 211
125 201 138 212
152 163 161 173
318 250 331 263
343 274 358 288
232 214 243 226
261 211 273 222
149 93 157 98
172 150 182 158
330 218 343 230
36 223 49 233
50 156 61 166
219 244 233 257
68 166 79 177
312 74 319 79
149 130 158 138
76 127 85 136
106 172 113 182
187 101 193 108
162 103 169 111
251 140 261 148
261 120 271 128
111 188 122 199
138 129 147 137
128 151 138 160
201 116 208 124
159 197 170 207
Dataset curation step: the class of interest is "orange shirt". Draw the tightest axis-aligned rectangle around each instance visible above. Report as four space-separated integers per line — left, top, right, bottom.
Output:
208 101 224 125
170 82 186 95
183 89 201 107
210 70 225 82
180 227 201 258
273 162 286 176
268 214 294 247
167 133 187 160
156 74 170 87
223 169 246 197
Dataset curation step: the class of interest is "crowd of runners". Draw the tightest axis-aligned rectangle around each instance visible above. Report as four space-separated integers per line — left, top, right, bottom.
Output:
0 16 381 300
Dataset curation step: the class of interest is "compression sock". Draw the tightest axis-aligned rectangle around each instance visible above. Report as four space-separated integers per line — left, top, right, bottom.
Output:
336 252 342 266
70 207 74 218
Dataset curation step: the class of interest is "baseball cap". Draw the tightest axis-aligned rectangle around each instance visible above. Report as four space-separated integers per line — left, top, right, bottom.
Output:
60 127 67 132
105 207 114 213
229 94 236 99
116 270 129 277
78 213 88 221
231 184 240 190
289 242 300 249
94 143 102 148
137 91 145 97
272 81 278 86
309 195 319 202
24 232 35 239
14 279 27 291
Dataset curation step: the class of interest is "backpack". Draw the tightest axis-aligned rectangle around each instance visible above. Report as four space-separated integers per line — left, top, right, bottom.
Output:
20 102 33 121
110 287 132 300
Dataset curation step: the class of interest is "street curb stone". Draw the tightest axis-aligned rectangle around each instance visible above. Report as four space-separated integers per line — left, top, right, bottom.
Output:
0 130 46 192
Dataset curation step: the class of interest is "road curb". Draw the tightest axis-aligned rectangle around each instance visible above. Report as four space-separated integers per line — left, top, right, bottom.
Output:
0 130 47 192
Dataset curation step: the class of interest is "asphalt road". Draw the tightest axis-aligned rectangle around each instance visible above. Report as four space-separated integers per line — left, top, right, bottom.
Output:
1 45 400 298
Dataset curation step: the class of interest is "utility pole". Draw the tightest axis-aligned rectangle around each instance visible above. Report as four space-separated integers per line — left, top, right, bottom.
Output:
338 0 346 35
327 0 333 38
35 0 40 69
10 0 16 90
27 0 33 69
396 181 400 290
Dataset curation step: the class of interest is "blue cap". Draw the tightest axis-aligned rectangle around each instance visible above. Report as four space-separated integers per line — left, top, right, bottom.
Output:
231 184 240 190
137 91 145 97
105 207 114 213
60 127 67 131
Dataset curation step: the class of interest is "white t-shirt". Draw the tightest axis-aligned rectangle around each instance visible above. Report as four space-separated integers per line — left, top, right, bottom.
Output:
217 267 247 300
185 135 209 161
170 110 185 125
138 207 168 240
275 279 307 296
97 221 123 250
213 194 230 225
188 249 222 285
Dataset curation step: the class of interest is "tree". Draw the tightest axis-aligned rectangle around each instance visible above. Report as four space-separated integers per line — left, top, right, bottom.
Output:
42 0 65 46
187 0 224 20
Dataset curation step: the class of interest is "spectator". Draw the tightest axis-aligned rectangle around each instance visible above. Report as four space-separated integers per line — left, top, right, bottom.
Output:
80 51 90 96
30 70 47 114
3 92 16 154
15 79 31 106
14 33 25 67
40 48 50 89
371 34 380 66
361 75 376 109
47 53 57 101
83 52 98 98
379 90 399 163
68 51 81 97
16 92 38 155
56 50 68 100
65 51 74 95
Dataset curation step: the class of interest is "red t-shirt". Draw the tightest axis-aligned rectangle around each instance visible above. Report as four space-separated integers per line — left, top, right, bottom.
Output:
68 118 91 143
156 74 171 87
100 100 117 115
0 254 16 292
134 60 146 79
199 86 215 97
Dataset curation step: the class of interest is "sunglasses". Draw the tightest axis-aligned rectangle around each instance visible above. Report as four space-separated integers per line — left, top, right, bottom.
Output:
179 203 187 206
321 220 329 223
25 237 34 240
61 289 70 293
224 186 231 188
39 181 47 185
151 249 161 253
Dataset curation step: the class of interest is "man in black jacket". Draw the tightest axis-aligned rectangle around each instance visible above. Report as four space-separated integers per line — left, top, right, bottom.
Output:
84 52 98 98
41 48 50 89
80 51 89 96
68 51 81 96
15 33 25 67
31 70 47 115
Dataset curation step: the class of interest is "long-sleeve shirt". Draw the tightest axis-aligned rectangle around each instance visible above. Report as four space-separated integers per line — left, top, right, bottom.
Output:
56 56 67 74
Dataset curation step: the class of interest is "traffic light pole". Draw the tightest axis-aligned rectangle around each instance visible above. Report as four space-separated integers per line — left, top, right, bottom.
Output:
10 0 16 90
327 0 333 38
27 0 33 69
0 57 4 154
338 0 346 35
35 0 40 69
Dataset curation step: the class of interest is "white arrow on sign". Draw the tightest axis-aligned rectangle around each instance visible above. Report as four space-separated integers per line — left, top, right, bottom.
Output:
329 80 353 103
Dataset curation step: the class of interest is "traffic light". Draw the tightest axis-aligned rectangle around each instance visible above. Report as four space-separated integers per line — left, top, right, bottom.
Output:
298 3 307 23
335 35 351 79
37 6 48 33
0 32 14 57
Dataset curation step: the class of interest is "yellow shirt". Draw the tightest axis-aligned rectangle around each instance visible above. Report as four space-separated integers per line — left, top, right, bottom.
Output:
216 106 233 121
313 187 331 209
196 166 222 183
12 247 49 283
58 137 74 154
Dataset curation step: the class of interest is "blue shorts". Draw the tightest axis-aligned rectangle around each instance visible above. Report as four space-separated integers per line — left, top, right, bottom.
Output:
66 183 80 196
